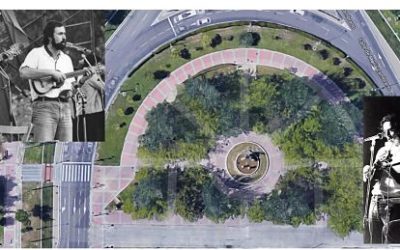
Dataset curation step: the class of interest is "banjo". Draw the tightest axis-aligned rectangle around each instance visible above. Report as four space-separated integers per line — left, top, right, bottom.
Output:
31 65 104 94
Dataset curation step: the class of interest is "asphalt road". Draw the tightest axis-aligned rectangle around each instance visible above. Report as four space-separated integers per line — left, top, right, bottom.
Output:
58 163 92 248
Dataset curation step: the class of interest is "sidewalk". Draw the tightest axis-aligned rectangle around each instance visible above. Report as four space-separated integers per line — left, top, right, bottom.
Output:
0 142 23 248
90 166 135 225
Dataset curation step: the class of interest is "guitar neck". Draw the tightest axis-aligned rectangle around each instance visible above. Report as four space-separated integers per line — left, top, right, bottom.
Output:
65 69 87 79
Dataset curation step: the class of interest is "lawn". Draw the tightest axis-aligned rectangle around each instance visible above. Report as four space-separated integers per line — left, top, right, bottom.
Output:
97 23 375 166
367 10 400 61
21 182 42 248
23 143 55 164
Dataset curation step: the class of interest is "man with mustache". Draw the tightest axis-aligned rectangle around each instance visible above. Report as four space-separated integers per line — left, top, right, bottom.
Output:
364 114 400 243
19 21 91 142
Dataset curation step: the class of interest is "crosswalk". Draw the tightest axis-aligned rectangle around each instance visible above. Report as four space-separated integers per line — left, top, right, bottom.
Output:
61 164 92 183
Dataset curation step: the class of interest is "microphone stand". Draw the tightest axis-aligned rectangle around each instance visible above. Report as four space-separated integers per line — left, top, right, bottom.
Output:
77 53 93 142
75 86 87 142
364 138 377 243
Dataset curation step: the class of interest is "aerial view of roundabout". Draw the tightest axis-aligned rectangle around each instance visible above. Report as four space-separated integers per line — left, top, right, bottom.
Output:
86 9 400 248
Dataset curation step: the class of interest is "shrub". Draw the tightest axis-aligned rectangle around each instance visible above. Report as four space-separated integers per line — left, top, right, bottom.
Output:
343 67 353 77
303 44 313 50
332 57 341 66
153 70 170 80
132 94 141 101
210 34 222 48
239 32 261 46
179 48 191 60
319 49 330 60
124 107 134 115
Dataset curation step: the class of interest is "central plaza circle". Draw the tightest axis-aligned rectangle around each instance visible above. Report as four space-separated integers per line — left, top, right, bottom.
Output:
226 142 269 183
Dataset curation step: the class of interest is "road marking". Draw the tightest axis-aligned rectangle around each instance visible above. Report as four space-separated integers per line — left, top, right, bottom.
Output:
73 198 76 213
83 198 87 214
167 17 177 37
87 166 90 182
341 38 348 44
81 166 85 181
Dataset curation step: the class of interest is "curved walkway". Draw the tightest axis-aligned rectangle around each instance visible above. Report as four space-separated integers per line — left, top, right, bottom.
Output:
120 48 346 167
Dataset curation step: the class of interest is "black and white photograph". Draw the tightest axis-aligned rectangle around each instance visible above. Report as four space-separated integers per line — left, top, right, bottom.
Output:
0 10 105 142
363 97 400 244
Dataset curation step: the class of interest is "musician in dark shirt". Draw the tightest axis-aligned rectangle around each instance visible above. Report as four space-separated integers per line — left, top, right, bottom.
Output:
363 114 400 243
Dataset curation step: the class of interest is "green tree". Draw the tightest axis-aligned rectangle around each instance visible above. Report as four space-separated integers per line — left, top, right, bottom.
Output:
247 200 266 223
203 179 242 223
323 144 363 237
175 167 211 222
120 168 168 220
15 209 30 226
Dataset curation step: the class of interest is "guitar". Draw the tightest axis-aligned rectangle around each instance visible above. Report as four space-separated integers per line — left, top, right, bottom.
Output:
31 65 104 95
0 43 24 62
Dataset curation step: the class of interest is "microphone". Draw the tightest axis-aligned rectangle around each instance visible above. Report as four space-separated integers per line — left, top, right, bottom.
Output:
364 133 384 142
66 42 92 54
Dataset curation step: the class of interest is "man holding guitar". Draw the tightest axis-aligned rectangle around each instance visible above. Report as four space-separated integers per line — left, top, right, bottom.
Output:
19 21 93 142
363 114 400 243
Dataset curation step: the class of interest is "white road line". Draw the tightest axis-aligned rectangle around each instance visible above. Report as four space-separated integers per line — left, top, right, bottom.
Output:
83 198 87 214
62 165 66 182
87 165 90 181
167 17 177 37
72 165 76 182
81 166 85 182
67 165 71 182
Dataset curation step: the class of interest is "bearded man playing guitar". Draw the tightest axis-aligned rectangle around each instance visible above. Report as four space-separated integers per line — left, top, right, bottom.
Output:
363 114 400 243
19 21 92 142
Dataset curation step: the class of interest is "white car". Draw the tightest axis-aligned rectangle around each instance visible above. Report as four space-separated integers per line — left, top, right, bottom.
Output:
290 9 305 16
173 10 197 23
196 17 211 26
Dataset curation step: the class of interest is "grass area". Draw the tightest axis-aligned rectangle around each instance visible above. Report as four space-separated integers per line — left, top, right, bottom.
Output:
367 10 400 61
98 23 375 166
21 182 42 248
41 183 53 248
105 23 118 41
23 143 55 164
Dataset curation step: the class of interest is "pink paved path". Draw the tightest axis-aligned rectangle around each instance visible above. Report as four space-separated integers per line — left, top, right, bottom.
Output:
120 48 346 167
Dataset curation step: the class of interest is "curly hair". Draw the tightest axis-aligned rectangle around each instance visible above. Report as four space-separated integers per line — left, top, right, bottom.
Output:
42 20 64 46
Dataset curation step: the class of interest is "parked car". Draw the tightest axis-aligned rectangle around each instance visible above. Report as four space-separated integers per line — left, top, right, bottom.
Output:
173 10 197 23
196 17 211 26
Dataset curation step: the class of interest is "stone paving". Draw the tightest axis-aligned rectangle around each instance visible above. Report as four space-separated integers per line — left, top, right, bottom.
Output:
90 165 135 225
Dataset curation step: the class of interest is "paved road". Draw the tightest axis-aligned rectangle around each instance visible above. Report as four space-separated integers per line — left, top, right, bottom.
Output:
90 223 362 248
58 163 92 248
